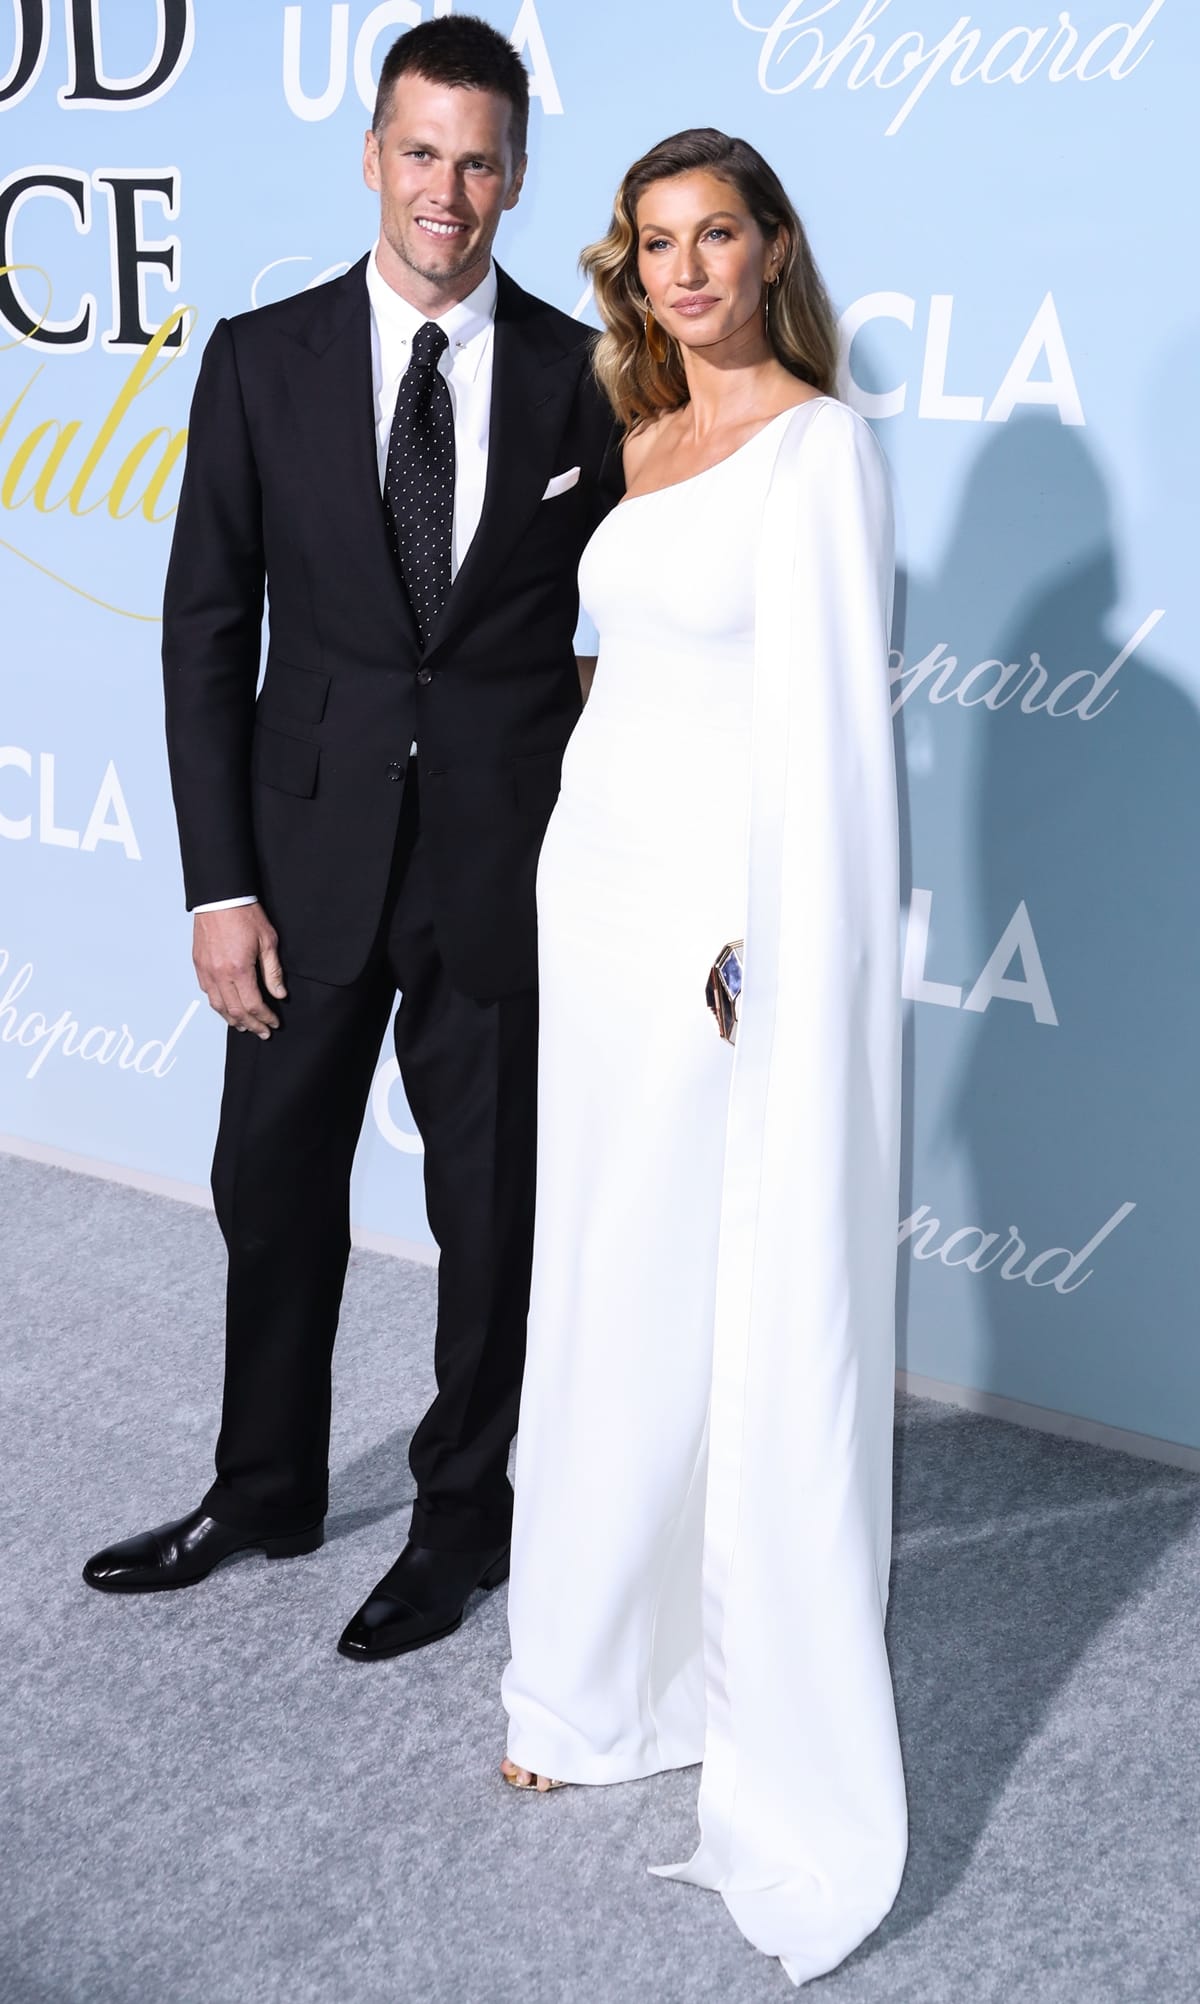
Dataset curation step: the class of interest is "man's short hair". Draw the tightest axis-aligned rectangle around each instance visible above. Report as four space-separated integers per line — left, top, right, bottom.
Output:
372 14 530 161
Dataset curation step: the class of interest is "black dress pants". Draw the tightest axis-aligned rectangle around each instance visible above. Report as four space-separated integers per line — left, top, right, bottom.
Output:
201 776 538 1552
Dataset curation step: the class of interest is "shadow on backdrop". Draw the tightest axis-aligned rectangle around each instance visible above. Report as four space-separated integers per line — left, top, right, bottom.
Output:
938 417 1200 1440
868 413 1200 1952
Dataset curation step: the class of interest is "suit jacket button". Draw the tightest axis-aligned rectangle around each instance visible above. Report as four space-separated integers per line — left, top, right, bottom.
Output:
386 762 404 781
416 667 433 686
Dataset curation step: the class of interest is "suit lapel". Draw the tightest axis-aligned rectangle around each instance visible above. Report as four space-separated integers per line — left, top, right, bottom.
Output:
284 255 419 651
424 265 583 666
282 259 581 664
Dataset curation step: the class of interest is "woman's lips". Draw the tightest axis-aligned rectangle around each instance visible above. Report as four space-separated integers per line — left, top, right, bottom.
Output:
670 296 719 318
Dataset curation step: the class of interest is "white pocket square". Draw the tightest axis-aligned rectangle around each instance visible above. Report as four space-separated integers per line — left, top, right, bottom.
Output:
541 466 581 500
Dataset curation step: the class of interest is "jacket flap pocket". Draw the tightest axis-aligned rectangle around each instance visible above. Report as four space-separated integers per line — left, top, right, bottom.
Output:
252 723 319 799
259 658 330 724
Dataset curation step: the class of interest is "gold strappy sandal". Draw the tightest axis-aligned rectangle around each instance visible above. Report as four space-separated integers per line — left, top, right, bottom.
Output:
500 1759 566 1792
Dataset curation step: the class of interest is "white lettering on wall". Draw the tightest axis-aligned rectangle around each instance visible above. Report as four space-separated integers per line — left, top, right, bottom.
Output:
0 950 197 1080
899 1199 1137 1292
250 257 354 309
735 0 1165 136
281 2 561 121
840 291 1085 425
903 890 1058 1025
890 612 1165 723
0 750 141 858
371 1055 423 1153
510 0 562 115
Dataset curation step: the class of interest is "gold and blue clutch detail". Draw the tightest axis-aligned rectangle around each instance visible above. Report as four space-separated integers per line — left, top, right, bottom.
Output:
706 940 744 1045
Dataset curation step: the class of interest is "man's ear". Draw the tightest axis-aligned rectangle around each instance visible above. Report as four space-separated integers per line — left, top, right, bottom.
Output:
504 155 528 213
363 128 381 194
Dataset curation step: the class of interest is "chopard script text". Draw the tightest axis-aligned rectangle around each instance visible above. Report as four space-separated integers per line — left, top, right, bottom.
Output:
733 0 1165 134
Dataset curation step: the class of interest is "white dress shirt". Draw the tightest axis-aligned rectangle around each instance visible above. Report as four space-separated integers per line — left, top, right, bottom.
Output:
195 247 498 913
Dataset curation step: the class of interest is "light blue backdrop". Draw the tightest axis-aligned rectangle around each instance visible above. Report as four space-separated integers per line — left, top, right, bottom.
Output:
2 1 1196 1447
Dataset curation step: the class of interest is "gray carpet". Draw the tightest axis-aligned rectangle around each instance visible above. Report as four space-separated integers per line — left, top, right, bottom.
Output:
2 1152 1198 2004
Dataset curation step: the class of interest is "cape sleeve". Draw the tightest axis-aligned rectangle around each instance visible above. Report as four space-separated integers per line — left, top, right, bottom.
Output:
655 400 907 1987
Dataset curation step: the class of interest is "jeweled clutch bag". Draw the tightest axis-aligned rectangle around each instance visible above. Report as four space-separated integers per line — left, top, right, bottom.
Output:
706 940 743 1045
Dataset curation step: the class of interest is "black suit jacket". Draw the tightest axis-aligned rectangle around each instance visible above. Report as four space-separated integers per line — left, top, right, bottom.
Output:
162 255 621 998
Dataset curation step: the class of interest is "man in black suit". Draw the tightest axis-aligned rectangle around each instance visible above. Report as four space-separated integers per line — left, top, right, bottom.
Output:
84 17 619 1657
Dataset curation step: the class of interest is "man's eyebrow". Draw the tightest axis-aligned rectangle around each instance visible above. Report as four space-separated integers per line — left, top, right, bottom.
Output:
392 135 501 163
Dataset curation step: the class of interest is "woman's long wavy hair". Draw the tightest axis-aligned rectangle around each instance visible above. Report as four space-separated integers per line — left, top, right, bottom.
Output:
582 128 839 434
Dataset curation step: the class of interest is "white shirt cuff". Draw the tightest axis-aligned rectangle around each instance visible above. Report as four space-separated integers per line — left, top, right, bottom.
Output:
193 895 258 912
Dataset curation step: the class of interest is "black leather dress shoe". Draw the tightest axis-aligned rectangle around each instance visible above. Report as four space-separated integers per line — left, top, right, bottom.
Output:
337 1539 510 1660
82 1506 323 1593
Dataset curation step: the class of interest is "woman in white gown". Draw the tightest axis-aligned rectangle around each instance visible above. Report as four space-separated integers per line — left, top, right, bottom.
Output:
499 129 905 1987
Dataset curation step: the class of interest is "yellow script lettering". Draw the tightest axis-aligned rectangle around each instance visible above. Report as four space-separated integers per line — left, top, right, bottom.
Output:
67 307 192 518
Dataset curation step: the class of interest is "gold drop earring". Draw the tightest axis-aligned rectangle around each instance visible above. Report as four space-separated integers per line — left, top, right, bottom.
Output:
764 264 780 333
643 297 670 366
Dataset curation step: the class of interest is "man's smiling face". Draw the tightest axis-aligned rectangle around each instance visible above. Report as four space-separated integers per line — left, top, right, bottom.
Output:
363 73 525 307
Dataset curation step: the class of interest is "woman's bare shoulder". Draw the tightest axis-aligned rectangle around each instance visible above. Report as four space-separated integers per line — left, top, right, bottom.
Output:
774 381 824 415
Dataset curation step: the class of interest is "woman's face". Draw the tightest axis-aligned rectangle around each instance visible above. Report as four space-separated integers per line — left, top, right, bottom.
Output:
634 169 781 354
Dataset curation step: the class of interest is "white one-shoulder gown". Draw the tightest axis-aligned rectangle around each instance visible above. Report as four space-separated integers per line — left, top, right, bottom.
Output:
502 398 906 1987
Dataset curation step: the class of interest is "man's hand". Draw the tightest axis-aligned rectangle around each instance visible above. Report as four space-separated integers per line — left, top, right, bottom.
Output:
193 903 287 1038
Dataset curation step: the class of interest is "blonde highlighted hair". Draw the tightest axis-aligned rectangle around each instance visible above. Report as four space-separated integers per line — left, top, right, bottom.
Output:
582 128 839 433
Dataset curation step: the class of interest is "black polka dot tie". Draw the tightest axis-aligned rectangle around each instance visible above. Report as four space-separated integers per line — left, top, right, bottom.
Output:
384 320 454 647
